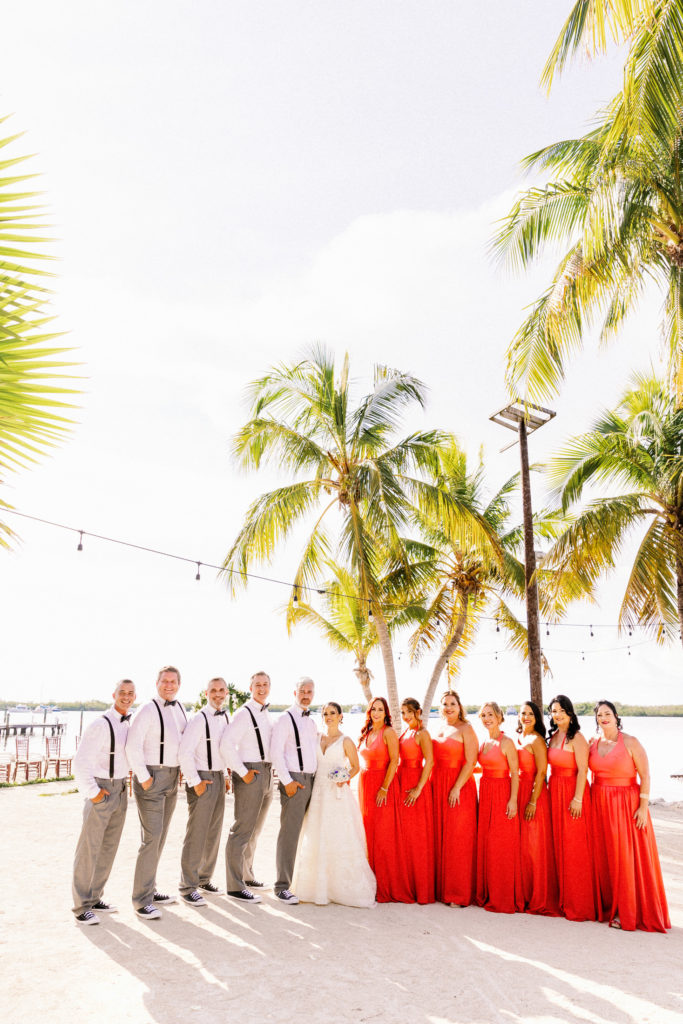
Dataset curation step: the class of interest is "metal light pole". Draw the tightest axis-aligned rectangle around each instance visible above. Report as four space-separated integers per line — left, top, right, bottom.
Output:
490 401 555 709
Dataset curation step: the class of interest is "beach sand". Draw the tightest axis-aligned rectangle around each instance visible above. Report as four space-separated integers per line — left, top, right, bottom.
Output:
1 781 681 1024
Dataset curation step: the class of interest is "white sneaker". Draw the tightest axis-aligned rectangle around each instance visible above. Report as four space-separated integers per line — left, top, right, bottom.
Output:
92 900 118 913
182 890 208 907
227 889 262 903
153 891 177 905
276 890 299 904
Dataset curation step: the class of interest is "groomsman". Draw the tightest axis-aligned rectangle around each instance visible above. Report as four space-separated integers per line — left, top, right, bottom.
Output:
178 677 229 906
271 676 318 904
127 665 187 919
220 671 274 903
72 678 136 925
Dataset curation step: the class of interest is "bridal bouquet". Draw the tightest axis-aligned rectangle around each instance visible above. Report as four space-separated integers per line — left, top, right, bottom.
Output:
328 765 350 798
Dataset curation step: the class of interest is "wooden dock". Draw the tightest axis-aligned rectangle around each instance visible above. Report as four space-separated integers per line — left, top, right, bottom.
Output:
1 720 66 743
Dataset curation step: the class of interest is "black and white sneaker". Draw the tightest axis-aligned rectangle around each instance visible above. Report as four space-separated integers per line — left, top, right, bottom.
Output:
75 910 99 926
245 880 265 888
227 889 262 903
153 891 177 905
276 890 299 904
92 900 117 913
136 904 161 920
182 890 207 907
199 882 223 894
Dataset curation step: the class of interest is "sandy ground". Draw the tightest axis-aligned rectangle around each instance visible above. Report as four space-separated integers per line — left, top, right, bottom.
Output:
1 782 681 1024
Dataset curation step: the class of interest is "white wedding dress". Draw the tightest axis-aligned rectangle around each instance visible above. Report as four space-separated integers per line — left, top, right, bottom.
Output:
293 735 376 907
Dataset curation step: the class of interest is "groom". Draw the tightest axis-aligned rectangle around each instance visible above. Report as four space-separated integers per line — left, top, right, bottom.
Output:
271 676 317 904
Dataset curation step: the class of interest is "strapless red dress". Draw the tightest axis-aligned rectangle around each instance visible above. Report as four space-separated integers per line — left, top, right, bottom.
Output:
359 729 410 903
517 744 559 916
548 736 597 921
476 734 523 913
432 734 477 906
397 730 435 904
589 733 670 932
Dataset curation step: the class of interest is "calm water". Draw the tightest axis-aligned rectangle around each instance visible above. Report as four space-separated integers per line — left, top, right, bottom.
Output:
5 709 682 803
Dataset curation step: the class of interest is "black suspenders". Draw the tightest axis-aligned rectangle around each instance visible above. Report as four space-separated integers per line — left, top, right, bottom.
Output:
103 716 115 779
153 700 187 763
201 711 212 770
287 711 304 772
245 706 265 761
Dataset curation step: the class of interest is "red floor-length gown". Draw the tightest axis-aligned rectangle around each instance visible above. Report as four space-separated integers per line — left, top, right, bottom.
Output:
517 744 560 916
397 730 435 904
589 733 670 932
476 735 523 914
548 736 597 922
358 729 411 903
432 734 477 906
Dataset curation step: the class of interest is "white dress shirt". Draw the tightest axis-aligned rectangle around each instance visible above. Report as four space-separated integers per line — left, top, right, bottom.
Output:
74 706 131 799
271 704 318 785
126 697 187 782
179 708 228 787
220 698 273 778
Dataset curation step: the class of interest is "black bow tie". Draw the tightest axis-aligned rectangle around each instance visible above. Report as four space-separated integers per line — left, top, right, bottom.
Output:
164 700 177 707
120 714 131 723
261 703 270 712
301 709 311 717
214 710 226 717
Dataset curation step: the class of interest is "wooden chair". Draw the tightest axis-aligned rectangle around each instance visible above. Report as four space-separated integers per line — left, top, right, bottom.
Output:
0 756 12 784
44 735 73 778
14 736 43 781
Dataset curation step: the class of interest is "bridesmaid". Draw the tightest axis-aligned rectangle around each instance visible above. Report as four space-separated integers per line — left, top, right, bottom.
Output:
397 698 435 904
516 701 560 916
476 701 523 913
589 700 670 932
432 690 478 908
357 697 410 903
547 693 597 922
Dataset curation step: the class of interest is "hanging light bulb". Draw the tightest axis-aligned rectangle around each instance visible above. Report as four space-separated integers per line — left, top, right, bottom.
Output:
195 561 201 581
368 601 374 623
546 623 550 636
292 585 299 607
77 531 84 552
581 651 585 662
590 625 594 638
495 618 500 633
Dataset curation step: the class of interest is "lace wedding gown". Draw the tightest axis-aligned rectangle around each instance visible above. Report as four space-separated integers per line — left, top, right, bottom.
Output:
293 735 376 907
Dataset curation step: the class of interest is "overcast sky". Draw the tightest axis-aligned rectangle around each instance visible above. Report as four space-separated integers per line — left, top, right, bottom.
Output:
1 2 679 709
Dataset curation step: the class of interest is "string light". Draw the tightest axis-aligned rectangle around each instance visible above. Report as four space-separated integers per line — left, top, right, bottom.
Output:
292 585 299 607
195 562 201 582
590 625 594 638
77 531 83 552
368 601 374 623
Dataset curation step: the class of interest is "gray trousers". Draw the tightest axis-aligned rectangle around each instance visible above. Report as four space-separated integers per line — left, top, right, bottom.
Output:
132 765 179 908
179 770 225 894
72 777 127 916
225 762 273 892
275 771 315 894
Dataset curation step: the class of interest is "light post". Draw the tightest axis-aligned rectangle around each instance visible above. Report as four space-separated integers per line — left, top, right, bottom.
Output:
490 400 555 708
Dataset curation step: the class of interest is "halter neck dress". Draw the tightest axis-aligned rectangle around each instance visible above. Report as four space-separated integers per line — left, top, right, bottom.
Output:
397 729 435 904
589 732 670 931
547 733 597 921
359 728 411 903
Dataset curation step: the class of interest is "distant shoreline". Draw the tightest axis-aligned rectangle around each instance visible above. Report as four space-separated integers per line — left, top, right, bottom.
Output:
2 700 683 717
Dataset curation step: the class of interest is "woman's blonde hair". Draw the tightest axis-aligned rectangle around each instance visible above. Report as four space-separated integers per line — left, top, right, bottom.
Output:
478 701 504 724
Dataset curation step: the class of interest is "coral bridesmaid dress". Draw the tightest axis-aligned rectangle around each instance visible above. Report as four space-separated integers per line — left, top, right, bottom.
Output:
548 737 597 921
476 735 523 913
397 730 435 904
432 734 477 906
517 744 560 916
359 729 410 903
589 734 670 932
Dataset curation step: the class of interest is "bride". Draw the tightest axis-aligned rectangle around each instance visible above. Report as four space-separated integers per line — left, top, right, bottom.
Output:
293 702 376 907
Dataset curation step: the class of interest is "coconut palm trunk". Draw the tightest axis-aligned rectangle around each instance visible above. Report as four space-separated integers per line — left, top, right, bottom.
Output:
520 420 543 708
354 662 373 703
421 592 468 715
676 553 683 648
372 605 400 724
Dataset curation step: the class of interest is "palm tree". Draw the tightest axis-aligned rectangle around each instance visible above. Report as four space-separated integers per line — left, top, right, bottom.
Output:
285 561 422 703
221 346 442 723
0 118 77 545
406 438 578 711
542 371 683 644
492 84 683 404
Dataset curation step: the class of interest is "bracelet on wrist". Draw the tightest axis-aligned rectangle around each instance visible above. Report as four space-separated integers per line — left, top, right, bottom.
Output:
639 793 649 800
571 798 582 804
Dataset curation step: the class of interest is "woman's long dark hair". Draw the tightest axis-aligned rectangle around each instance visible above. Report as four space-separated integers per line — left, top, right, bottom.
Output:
358 696 391 746
594 699 623 732
516 699 546 739
547 693 580 741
